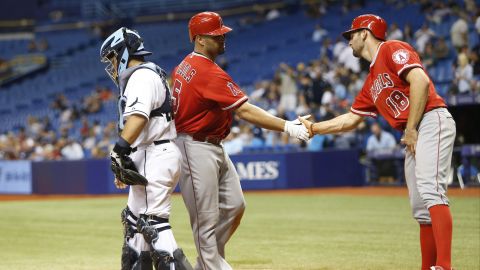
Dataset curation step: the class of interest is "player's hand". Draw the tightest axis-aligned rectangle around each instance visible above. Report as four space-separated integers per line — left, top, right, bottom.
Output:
401 128 418 155
284 115 311 141
114 178 128 189
298 116 314 138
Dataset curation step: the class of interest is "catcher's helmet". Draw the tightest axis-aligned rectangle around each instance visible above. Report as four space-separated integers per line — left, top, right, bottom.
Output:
188 11 232 42
99 27 152 85
342 14 387 41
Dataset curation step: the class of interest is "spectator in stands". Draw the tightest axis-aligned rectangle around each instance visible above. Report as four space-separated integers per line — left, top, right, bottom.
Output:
26 116 43 137
414 23 436 54
453 53 474 94
347 72 363 98
319 38 334 59
306 116 327 151
387 22 403 40
249 81 267 103
338 45 360 73
366 122 398 183
433 36 450 60
310 67 330 107
426 2 452 25
312 24 328 42
80 117 90 138
402 23 414 43
333 130 356 149
40 117 53 134
470 47 480 77
333 37 347 59
476 11 480 34
60 138 84 160
50 94 69 111
421 42 436 69
97 86 114 101
223 126 244 155
450 12 469 52
81 93 102 114
304 0 326 18
89 145 107 158
276 63 298 114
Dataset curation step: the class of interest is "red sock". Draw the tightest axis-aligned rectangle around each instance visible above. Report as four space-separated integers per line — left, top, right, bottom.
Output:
420 224 436 270
429 204 453 269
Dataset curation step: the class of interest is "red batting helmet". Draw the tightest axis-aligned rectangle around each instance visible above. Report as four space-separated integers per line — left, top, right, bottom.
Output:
342 14 387 41
188 11 232 42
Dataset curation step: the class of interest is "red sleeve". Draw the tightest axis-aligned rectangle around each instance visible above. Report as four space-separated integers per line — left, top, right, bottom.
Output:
203 68 248 111
351 84 378 118
386 41 424 77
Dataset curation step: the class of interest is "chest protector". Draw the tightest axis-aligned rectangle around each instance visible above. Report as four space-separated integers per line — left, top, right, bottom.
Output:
116 62 172 131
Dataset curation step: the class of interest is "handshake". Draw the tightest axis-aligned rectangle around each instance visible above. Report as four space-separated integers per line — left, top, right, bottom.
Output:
283 115 314 141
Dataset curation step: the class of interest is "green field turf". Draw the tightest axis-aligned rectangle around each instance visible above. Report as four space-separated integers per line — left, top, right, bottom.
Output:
0 191 478 270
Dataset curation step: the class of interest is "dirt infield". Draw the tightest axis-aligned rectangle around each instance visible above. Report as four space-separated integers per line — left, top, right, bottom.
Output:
0 186 478 201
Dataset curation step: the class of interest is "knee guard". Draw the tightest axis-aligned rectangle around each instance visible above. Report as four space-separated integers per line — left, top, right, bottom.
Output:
121 207 154 270
137 215 192 270
137 215 174 270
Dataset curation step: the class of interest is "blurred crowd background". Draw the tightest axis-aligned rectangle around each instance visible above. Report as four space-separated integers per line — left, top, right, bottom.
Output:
0 0 478 184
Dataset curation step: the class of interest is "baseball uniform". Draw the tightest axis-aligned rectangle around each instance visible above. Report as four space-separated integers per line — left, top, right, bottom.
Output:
351 40 456 224
119 63 183 267
172 52 248 270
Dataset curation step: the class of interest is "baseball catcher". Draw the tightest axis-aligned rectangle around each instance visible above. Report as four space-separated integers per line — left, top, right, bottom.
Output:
100 27 193 270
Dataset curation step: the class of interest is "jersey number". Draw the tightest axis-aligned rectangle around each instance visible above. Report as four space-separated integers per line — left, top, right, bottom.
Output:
386 90 409 118
172 79 182 115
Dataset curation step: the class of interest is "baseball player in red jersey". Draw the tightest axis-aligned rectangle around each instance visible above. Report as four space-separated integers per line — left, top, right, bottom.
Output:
172 11 309 270
300 15 456 270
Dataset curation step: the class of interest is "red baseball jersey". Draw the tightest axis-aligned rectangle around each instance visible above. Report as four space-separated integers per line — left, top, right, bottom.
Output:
351 40 446 130
172 52 248 139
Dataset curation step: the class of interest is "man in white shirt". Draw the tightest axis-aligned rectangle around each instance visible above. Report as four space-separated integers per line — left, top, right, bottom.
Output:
366 122 398 183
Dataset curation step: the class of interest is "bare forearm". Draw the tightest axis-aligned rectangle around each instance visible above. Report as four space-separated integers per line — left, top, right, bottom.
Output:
405 69 429 130
311 112 362 135
120 114 148 144
236 102 285 132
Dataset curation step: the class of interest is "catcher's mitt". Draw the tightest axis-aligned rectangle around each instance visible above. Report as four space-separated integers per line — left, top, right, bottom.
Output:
110 147 148 186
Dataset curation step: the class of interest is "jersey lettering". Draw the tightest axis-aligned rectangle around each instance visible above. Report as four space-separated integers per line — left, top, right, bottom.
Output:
172 79 182 115
175 61 197 83
370 73 394 102
386 90 409 118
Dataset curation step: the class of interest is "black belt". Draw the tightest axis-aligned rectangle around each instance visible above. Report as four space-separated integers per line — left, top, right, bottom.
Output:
190 134 223 146
131 140 170 153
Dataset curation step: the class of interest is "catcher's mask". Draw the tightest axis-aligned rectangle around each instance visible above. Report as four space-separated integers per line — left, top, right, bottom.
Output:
100 27 152 86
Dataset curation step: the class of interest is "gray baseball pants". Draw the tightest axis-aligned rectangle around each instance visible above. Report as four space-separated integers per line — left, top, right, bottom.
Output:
176 134 246 270
405 108 456 224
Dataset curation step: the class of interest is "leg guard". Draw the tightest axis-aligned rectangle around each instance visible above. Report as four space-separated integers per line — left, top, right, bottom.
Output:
173 248 194 270
136 251 153 270
121 207 154 270
137 215 192 270
121 241 138 270
137 215 173 270
151 249 175 270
